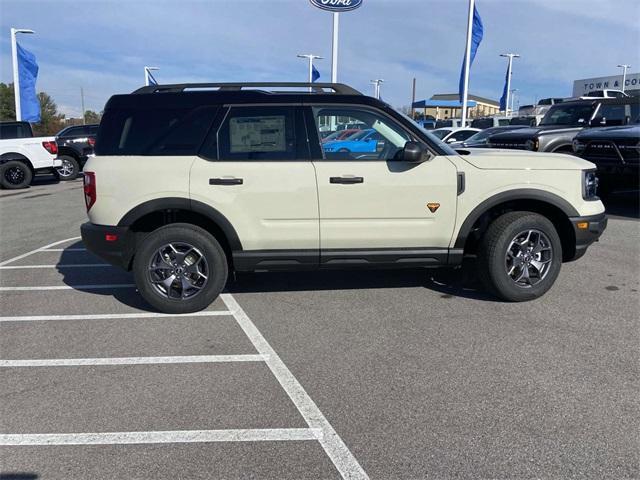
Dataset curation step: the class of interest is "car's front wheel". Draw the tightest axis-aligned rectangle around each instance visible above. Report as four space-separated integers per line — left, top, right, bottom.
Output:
133 224 228 314
478 212 562 302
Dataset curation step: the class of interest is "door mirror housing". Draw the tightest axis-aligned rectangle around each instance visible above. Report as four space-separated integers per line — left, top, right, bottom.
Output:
402 141 426 163
589 117 606 127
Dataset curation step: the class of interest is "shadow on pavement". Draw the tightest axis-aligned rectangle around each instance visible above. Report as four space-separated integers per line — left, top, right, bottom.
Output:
0 474 39 480
56 240 496 310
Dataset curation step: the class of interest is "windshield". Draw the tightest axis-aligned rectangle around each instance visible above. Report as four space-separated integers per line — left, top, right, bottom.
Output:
394 110 458 155
431 129 451 139
540 104 595 126
464 129 493 144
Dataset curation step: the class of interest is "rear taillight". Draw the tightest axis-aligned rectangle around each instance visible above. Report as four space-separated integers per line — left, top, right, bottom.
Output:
88 137 96 147
84 172 96 211
42 141 58 154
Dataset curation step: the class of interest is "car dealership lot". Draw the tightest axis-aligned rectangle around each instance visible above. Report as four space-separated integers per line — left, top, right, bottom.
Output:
0 181 638 479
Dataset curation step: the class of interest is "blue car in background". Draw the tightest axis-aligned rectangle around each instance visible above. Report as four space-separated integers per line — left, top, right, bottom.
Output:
322 128 382 153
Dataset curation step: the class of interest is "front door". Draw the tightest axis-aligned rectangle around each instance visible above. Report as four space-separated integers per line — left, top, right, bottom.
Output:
307 105 458 266
190 105 319 270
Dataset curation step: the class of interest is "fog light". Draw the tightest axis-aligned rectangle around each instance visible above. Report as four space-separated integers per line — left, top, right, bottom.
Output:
576 222 589 230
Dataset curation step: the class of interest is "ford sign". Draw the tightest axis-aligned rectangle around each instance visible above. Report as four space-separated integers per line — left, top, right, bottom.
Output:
309 0 363 13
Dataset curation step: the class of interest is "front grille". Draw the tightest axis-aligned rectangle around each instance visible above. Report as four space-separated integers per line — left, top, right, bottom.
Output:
489 142 527 150
584 141 640 165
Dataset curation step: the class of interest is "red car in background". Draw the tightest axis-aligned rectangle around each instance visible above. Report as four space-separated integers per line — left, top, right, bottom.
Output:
321 128 360 143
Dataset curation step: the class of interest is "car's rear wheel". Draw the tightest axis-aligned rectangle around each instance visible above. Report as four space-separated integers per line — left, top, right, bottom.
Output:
56 155 80 181
477 212 562 302
133 224 228 314
0 160 33 189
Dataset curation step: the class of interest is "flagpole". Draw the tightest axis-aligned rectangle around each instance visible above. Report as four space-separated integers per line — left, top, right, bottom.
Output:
10 27 35 121
500 53 519 116
460 0 474 125
331 12 339 83
144 66 159 86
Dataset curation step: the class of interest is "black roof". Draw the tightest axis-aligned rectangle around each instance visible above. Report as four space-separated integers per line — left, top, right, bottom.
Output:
104 82 386 110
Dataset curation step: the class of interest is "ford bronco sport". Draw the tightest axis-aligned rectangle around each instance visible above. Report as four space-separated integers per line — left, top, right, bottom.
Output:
81 83 607 314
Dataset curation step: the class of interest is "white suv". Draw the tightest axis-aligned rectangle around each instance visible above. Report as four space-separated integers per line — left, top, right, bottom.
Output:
81 83 607 314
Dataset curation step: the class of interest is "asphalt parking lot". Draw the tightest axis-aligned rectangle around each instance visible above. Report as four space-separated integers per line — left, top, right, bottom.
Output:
0 177 638 479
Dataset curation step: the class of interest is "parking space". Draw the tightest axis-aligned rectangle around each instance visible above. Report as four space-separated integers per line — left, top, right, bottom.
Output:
1 182 638 479
0 233 368 479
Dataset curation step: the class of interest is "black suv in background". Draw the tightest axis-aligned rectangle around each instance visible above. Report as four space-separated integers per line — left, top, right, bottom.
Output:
488 97 639 154
55 124 99 180
573 123 640 195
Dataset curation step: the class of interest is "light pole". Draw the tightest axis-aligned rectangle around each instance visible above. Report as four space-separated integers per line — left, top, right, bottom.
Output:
370 79 384 99
144 66 159 86
11 28 35 121
297 54 323 92
617 64 631 93
331 13 339 83
500 53 520 117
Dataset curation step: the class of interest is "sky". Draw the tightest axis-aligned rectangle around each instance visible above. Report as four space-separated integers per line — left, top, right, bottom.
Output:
1 0 639 117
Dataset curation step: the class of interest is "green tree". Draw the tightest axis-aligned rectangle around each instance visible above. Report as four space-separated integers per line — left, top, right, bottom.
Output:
32 92 65 136
0 83 16 121
84 110 101 124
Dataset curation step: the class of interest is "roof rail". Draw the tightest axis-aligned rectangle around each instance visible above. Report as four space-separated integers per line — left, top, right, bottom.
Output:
132 82 362 95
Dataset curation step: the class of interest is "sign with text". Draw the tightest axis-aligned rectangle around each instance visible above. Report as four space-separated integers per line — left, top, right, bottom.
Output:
309 0 363 12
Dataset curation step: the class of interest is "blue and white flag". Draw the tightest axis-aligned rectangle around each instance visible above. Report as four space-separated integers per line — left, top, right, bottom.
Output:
458 4 484 101
147 70 158 85
499 63 509 111
17 43 40 123
312 64 320 82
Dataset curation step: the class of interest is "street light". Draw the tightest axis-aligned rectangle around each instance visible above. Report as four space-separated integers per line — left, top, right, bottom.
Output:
617 64 631 93
370 79 384 99
144 66 159 86
500 53 520 117
10 28 35 121
297 54 322 92
510 89 518 116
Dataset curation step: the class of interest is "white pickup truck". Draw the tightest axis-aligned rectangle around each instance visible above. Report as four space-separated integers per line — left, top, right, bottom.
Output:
0 121 62 189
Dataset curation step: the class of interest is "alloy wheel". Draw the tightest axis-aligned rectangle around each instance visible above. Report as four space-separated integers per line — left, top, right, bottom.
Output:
148 242 209 299
505 229 553 288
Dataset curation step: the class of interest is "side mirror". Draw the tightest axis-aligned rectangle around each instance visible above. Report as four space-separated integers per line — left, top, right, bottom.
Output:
446 137 457 143
402 141 426 162
589 117 606 127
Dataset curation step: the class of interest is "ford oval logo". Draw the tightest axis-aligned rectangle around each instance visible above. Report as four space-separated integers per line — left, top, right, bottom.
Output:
309 0 363 13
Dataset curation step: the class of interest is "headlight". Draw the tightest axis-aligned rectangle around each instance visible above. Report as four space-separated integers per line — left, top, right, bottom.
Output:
582 170 599 200
525 138 538 151
572 139 585 153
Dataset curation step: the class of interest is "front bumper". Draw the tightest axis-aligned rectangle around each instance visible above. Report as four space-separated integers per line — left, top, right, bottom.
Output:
568 212 608 261
80 222 133 270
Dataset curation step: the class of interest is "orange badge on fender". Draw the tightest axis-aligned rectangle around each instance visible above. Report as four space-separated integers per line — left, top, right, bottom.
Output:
427 202 440 213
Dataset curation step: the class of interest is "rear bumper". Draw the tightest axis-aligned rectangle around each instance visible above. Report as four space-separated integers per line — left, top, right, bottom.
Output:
80 222 133 270
568 212 608 261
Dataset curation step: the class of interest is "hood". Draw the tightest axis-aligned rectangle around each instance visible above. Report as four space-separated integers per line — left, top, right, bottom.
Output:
576 124 640 141
460 148 595 170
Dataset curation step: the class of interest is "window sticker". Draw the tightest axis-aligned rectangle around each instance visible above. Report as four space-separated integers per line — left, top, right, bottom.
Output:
229 116 286 153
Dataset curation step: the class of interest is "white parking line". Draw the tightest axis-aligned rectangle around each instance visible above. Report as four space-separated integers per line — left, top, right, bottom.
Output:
0 428 322 446
0 237 81 266
0 354 268 367
0 310 232 322
0 264 110 270
221 294 369 480
0 284 135 291
40 248 87 252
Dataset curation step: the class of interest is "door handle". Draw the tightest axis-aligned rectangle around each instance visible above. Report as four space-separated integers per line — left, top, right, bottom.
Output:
209 177 243 185
330 176 364 184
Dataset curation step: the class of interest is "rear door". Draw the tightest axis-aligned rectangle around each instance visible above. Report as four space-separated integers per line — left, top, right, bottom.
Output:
190 105 319 270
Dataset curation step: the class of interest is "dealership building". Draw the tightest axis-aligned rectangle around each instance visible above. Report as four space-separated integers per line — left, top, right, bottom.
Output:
573 72 640 97
412 93 500 120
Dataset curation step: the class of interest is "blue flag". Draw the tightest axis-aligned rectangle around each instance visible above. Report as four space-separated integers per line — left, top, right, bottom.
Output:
458 4 484 102
147 70 158 85
499 63 509 111
16 43 40 123
312 64 320 82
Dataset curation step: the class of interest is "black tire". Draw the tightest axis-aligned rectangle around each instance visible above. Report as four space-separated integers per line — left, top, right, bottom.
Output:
0 160 33 189
56 155 80 181
133 223 228 314
477 212 562 302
